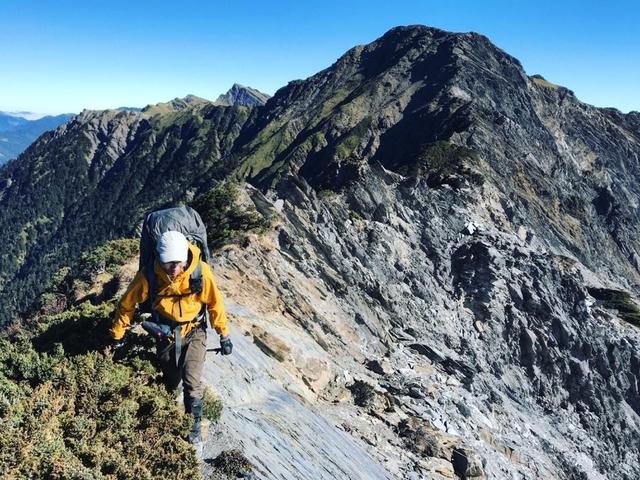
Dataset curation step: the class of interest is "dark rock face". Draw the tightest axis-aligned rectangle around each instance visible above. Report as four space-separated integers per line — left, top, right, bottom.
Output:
267 164 640 478
1 24 640 479
452 446 485 479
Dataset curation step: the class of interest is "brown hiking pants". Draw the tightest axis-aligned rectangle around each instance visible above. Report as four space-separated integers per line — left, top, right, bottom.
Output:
157 323 207 407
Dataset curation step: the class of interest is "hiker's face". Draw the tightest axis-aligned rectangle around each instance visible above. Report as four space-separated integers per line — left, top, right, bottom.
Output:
161 261 186 278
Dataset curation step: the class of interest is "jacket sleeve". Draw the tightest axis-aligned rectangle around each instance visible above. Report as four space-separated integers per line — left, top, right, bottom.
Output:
110 271 149 340
201 263 230 336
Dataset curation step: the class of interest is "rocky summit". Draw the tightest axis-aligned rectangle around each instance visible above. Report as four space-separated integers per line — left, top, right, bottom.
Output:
1 25 640 479
216 83 271 107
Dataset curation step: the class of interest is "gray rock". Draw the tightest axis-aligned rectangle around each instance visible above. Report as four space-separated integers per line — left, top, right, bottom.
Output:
452 446 485 479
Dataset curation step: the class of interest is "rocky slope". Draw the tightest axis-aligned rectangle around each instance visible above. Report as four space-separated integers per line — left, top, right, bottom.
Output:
192 171 640 478
1 25 640 479
228 26 640 290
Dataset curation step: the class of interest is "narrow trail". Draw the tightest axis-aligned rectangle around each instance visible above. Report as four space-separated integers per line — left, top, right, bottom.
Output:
198 302 392 480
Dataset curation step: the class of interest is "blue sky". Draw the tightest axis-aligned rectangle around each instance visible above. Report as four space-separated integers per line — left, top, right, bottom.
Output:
1 0 638 114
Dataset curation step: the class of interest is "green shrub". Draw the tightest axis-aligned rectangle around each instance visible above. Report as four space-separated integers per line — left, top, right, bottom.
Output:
190 182 270 250
349 210 364 222
402 140 483 188
0 329 201 479
50 267 71 291
210 449 254 478
40 239 138 302
348 379 377 408
318 189 336 200
335 117 372 161
202 387 223 423
76 238 139 280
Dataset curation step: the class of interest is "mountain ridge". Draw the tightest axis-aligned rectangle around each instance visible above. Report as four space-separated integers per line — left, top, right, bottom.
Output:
1 24 640 479
222 25 640 292
0 112 74 165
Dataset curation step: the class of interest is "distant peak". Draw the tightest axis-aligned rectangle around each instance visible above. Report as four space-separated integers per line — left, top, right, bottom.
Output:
381 24 449 38
216 84 270 107
141 94 212 114
182 94 209 104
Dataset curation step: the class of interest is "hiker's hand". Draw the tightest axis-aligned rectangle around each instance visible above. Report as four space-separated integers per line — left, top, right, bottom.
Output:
220 335 233 355
111 336 126 350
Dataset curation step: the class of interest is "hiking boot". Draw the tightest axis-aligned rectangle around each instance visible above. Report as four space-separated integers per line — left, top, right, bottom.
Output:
188 398 203 444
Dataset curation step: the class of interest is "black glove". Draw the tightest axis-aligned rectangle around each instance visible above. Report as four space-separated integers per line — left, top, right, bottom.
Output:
220 335 233 355
111 335 126 350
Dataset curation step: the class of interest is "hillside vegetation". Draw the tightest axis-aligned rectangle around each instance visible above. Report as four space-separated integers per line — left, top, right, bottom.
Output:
0 239 202 479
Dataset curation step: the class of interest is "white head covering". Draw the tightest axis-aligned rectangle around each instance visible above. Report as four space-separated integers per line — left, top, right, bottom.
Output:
156 230 189 263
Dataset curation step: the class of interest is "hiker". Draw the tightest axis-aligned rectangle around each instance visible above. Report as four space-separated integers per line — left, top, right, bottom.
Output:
110 228 232 443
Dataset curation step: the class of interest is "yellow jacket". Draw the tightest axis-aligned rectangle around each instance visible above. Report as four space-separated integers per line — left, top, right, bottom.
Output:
110 243 229 340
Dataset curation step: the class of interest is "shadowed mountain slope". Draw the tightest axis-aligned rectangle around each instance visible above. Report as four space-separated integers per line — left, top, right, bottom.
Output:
0 104 251 318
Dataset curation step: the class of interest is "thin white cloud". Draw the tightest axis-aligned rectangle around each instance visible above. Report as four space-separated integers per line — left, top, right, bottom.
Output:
0 111 48 120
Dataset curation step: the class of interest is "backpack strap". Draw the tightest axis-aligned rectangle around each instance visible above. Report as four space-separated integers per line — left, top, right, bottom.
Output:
173 324 183 369
145 252 203 301
189 259 203 295
144 260 160 323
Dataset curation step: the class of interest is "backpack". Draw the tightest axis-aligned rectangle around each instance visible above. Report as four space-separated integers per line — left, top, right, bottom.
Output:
139 205 209 317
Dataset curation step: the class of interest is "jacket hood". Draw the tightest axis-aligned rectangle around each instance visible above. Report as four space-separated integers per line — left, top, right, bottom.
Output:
184 242 202 276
